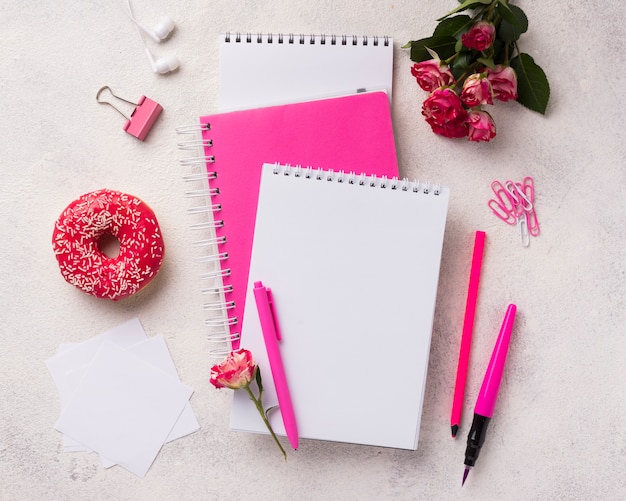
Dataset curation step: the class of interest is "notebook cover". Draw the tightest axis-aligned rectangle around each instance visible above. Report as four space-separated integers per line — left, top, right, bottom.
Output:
231 164 450 449
199 91 398 349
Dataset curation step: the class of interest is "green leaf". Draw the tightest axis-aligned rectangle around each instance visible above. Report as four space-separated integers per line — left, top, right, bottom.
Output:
496 1 519 26
477 57 496 70
433 15 473 38
491 39 508 65
510 53 550 114
437 0 492 21
498 5 529 43
450 51 473 79
255 365 263 392
408 36 457 62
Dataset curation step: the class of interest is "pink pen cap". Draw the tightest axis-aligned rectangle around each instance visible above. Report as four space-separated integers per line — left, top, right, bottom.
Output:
474 303 517 418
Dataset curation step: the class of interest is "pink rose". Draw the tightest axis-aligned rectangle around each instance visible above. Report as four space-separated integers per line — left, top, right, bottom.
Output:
487 65 518 102
422 88 468 138
467 110 496 142
461 21 495 51
210 349 257 389
211 349 287 459
411 59 455 92
460 74 493 108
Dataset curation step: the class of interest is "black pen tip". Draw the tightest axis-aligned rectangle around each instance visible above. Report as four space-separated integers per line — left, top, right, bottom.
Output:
462 467 471 486
451 424 459 438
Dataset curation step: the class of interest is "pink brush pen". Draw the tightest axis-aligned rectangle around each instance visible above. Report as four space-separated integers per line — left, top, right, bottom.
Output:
462 304 517 486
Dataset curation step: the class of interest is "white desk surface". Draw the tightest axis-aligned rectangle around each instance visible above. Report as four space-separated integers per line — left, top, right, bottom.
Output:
2 1 625 500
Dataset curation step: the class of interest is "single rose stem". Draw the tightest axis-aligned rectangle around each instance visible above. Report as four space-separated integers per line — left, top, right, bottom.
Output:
444 53 458 65
486 0 498 20
245 386 287 460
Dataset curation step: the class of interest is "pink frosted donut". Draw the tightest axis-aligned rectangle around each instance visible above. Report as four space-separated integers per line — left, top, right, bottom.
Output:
52 189 165 300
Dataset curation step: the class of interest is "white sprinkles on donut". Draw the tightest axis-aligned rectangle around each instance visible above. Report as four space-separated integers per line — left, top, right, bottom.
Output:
52 189 165 300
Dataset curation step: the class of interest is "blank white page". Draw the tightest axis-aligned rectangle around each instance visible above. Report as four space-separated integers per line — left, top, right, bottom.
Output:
231 164 449 450
219 33 393 111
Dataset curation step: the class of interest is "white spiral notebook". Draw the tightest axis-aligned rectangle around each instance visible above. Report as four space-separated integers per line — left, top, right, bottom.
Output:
230 163 450 450
219 32 393 110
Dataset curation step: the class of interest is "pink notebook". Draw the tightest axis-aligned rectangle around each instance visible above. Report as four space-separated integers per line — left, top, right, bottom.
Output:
191 91 398 348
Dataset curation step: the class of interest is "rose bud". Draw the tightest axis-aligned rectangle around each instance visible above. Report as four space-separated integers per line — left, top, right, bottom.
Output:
422 88 469 138
411 59 455 92
461 74 494 108
210 348 257 390
461 21 496 51
467 110 497 142
487 65 519 102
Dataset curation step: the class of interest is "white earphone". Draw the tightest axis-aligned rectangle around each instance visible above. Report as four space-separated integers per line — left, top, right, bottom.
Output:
144 46 180 74
132 14 175 43
121 0 175 42
120 0 180 74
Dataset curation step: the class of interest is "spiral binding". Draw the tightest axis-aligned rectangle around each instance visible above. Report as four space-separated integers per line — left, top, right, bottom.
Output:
201 284 233 295
176 123 210 134
224 32 390 47
177 119 238 360
271 163 441 196
193 236 226 247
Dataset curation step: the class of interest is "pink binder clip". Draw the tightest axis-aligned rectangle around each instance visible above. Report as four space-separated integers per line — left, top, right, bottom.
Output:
96 86 163 141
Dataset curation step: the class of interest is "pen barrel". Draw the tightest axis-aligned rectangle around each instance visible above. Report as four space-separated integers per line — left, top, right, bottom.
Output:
474 304 516 417
464 413 491 467
253 282 298 449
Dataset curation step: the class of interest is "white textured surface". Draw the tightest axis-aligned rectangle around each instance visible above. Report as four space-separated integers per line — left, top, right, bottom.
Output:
1 1 625 499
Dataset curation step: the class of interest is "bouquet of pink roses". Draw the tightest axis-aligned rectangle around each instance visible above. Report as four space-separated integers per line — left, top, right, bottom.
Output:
404 0 549 142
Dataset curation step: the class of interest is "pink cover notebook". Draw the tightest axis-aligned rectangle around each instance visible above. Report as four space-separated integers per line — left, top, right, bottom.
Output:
197 91 398 347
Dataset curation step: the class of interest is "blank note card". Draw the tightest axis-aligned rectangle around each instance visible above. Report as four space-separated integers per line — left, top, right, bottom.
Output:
54 342 193 477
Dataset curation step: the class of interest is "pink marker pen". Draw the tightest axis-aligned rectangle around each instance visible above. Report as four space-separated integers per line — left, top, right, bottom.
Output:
451 230 486 438
253 281 299 450
462 304 517 486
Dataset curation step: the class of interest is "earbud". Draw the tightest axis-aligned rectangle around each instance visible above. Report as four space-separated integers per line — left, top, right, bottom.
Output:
136 15 175 43
121 0 176 42
144 47 180 74
121 0 180 75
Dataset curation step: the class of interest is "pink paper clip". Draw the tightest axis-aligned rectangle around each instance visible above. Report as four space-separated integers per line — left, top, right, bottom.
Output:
521 177 540 236
513 182 533 212
488 198 516 225
491 180 516 216
522 177 535 203
505 180 532 217
489 176 540 243
96 86 163 141
525 207 540 236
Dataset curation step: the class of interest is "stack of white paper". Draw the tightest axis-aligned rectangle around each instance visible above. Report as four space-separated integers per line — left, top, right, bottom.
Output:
46 318 199 477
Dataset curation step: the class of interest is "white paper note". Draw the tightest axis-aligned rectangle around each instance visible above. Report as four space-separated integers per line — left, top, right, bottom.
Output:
54 342 193 477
